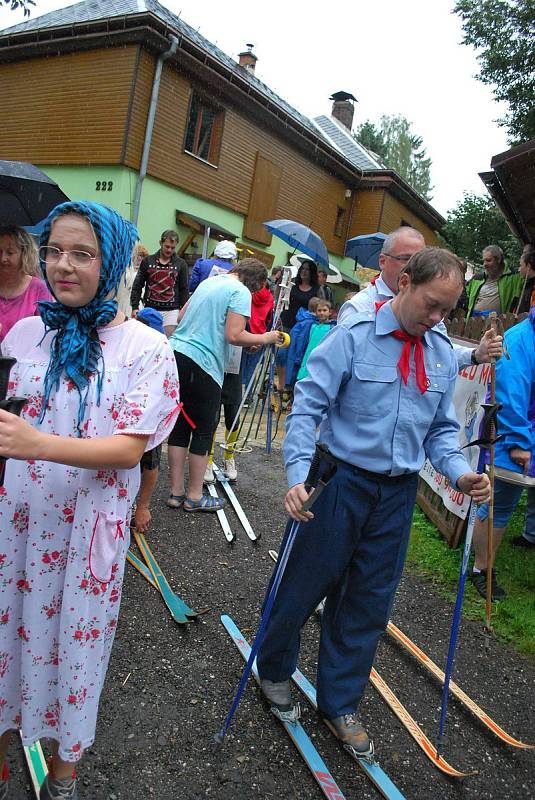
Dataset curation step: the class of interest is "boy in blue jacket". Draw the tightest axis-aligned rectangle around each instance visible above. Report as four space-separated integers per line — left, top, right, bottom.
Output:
284 297 320 388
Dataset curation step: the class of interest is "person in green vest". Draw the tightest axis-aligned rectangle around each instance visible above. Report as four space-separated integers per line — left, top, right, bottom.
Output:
466 245 523 318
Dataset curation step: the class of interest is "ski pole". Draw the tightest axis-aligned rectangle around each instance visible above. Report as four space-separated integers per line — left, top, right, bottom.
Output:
215 444 337 745
436 403 501 758
485 314 498 631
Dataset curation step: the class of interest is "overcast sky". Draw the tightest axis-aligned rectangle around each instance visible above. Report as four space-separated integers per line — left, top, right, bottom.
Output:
0 0 510 217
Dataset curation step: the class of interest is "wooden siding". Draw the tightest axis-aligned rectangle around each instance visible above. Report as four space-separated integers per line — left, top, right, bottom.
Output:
349 189 385 238
243 153 282 244
378 193 440 245
123 48 155 168
0 47 137 164
137 64 353 254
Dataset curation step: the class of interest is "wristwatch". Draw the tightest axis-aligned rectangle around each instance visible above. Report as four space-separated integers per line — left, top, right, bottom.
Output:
471 349 479 365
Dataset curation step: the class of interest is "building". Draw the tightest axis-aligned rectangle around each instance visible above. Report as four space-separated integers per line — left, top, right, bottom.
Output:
0 0 445 284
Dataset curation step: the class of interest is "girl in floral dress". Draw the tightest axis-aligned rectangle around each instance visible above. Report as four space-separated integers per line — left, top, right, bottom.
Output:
0 202 180 800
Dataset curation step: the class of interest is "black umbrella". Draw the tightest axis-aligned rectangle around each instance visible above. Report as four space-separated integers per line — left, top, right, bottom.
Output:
0 161 69 226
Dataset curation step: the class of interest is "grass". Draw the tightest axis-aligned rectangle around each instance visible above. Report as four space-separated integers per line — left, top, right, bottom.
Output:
406 496 535 658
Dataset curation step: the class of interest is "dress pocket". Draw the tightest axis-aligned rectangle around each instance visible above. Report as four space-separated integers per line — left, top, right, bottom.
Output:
89 512 125 584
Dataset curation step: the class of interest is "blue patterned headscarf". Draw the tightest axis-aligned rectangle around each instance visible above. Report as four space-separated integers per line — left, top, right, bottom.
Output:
37 201 138 433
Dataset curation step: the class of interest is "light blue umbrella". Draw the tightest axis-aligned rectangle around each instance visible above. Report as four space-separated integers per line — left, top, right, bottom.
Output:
345 232 387 268
264 219 330 269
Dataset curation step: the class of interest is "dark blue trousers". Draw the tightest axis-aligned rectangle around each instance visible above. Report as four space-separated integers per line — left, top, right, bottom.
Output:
257 461 418 718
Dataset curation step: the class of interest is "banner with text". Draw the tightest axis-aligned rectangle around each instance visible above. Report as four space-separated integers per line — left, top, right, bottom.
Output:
419 349 492 520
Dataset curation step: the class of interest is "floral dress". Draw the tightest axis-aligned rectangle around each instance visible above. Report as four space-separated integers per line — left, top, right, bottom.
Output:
0 316 179 761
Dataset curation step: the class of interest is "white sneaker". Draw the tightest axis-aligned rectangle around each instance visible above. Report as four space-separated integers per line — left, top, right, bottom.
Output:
223 457 238 482
204 463 215 484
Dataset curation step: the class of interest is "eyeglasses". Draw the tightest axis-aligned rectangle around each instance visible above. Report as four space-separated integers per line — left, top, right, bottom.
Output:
39 246 99 269
383 252 413 263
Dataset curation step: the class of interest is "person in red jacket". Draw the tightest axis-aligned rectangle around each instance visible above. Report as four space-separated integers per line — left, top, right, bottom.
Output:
242 283 274 395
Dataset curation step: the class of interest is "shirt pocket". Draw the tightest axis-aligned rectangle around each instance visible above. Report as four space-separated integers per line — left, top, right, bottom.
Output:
352 362 398 417
413 375 449 424
89 511 125 584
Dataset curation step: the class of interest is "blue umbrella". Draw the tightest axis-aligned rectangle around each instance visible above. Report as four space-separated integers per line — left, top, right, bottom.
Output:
264 219 330 269
345 232 387 268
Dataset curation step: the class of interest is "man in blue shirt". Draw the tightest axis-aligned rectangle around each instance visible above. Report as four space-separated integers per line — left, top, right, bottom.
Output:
339 226 501 369
257 247 490 758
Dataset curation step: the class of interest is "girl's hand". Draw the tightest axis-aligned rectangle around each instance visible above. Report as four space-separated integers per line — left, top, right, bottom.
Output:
0 408 45 461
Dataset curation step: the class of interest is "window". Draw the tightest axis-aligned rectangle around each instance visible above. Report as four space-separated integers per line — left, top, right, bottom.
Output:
184 93 224 165
334 206 346 238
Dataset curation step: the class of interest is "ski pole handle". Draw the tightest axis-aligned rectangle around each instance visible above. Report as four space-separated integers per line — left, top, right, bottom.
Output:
303 444 338 510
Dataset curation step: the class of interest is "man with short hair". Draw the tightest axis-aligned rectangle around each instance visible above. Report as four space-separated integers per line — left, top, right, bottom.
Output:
466 245 523 318
339 227 501 368
257 247 490 756
130 230 188 336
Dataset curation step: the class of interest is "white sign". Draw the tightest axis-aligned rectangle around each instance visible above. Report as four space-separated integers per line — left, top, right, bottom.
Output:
419 348 494 519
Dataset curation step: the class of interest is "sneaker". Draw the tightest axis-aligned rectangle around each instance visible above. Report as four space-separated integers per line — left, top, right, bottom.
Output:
223 457 238 482
511 535 535 549
260 678 300 723
40 772 78 799
204 463 215 484
327 713 372 758
470 569 507 600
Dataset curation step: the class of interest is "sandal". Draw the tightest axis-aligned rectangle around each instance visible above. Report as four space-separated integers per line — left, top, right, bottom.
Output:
183 495 226 513
166 494 186 508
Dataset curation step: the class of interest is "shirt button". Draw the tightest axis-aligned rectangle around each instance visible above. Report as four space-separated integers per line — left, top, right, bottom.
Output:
436 363 441 367
433 383 438 387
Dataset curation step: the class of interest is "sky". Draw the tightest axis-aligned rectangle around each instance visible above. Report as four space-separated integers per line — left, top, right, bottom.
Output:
0 0 510 217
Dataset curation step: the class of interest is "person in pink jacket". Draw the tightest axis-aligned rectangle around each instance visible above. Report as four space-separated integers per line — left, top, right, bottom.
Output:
0 225 52 342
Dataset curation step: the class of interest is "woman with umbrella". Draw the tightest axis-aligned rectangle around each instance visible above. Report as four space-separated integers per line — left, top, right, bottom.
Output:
0 201 180 799
0 224 52 343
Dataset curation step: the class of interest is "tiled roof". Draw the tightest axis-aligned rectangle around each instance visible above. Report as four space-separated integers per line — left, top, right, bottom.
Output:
0 0 321 139
312 115 383 172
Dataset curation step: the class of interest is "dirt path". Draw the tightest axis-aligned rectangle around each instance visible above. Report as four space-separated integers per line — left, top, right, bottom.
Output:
10 447 535 799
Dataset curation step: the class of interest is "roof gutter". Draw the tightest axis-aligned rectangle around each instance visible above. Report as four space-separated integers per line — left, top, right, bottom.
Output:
132 33 179 227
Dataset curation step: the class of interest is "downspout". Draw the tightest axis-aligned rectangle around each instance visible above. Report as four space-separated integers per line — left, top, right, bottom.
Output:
132 35 179 226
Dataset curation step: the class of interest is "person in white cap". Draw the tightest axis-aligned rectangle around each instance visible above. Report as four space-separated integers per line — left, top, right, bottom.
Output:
188 239 238 292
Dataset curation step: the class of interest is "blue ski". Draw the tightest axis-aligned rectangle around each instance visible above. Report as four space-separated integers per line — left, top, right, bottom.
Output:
132 530 192 624
221 614 347 800
291 668 406 800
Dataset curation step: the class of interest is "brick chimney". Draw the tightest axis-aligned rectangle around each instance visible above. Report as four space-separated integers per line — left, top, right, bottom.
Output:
330 91 357 131
238 44 258 74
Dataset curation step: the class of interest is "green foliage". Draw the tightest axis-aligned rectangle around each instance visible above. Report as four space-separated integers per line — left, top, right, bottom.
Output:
354 121 387 160
442 191 523 265
2 0 34 14
355 115 434 201
408 504 535 658
454 0 535 143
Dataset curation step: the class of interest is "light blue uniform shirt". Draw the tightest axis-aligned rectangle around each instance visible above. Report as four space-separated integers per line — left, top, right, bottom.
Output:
338 274 474 370
284 300 471 489
169 274 251 387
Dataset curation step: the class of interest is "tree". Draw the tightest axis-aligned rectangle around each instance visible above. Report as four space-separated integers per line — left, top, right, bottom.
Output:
354 121 387 160
355 115 434 201
441 191 523 267
454 0 535 143
1 0 35 15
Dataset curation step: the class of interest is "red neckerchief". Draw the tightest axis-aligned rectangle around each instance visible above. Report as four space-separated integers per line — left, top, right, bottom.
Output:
375 300 428 394
370 275 378 285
